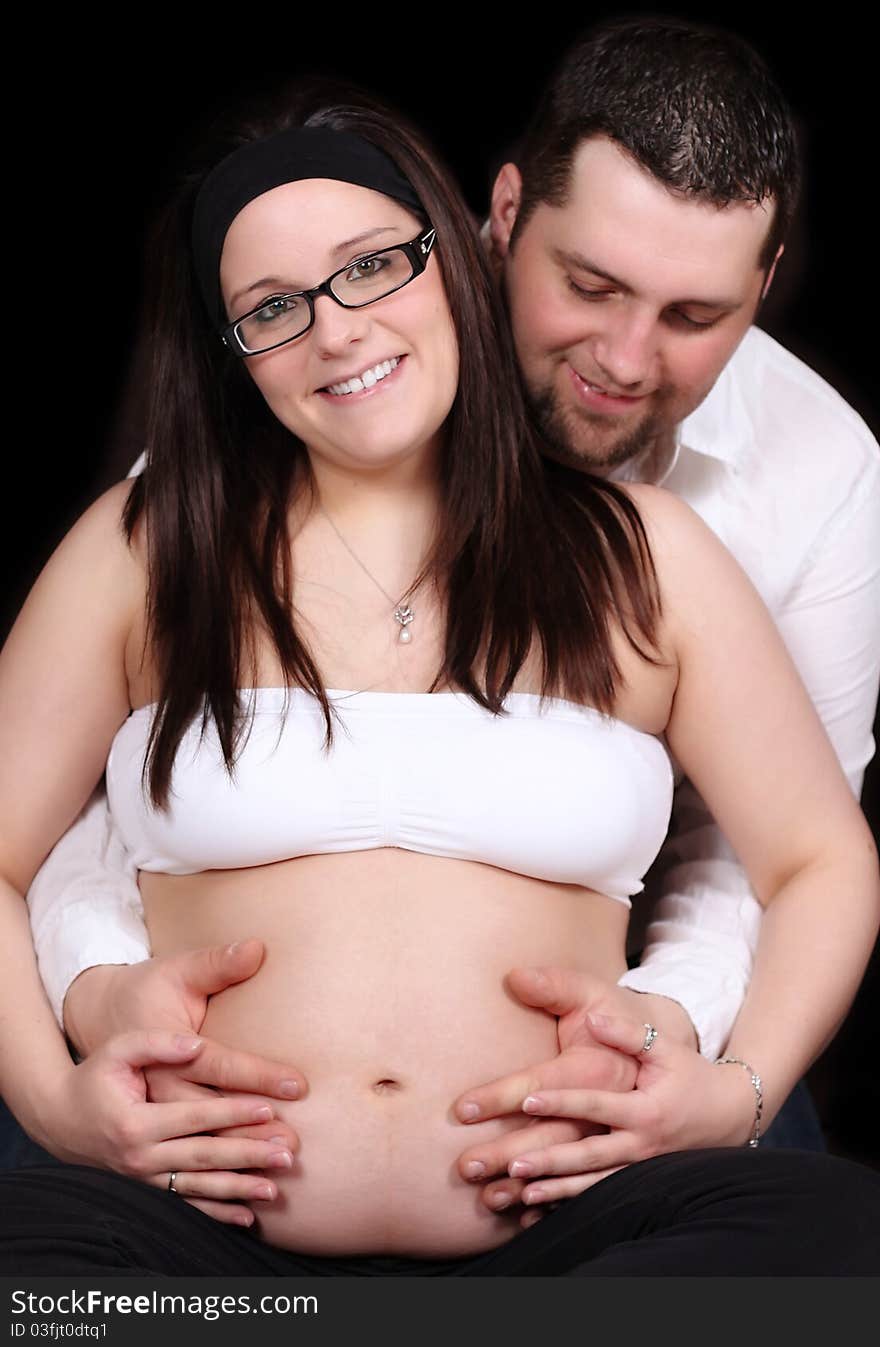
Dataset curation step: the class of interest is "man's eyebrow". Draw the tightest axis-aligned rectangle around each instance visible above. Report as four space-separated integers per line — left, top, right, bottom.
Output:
555 247 741 311
555 248 630 290
229 227 402 309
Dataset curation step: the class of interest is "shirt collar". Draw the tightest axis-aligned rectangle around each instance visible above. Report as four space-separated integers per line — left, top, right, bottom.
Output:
607 332 759 486
675 337 755 472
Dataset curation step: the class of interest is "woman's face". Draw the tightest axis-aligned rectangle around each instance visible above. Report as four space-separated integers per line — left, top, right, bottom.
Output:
219 179 459 479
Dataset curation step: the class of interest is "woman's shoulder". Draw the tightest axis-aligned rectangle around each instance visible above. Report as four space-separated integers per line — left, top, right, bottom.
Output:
615 481 732 571
57 479 141 553
618 482 768 646
31 480 147 616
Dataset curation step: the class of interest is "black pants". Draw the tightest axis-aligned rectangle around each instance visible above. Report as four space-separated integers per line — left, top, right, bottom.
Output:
2 1149 878 1276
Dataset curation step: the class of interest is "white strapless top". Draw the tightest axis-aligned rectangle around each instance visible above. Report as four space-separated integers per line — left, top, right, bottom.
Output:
105 689 674 905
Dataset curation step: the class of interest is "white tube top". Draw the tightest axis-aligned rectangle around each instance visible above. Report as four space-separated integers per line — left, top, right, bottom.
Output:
105 689 674 905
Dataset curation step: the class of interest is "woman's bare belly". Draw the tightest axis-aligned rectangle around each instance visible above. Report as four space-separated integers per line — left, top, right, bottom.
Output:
142 849 629 1258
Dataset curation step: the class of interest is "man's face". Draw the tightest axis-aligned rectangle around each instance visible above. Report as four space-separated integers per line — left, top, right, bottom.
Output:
491 136 778 470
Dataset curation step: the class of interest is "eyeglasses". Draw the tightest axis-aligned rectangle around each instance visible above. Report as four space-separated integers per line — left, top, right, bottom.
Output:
221 226 437 356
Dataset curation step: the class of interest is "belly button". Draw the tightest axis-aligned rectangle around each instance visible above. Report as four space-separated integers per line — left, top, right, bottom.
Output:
372 1078 403 1095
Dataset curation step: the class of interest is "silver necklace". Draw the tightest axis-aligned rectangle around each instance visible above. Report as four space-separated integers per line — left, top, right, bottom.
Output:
320 505 418 644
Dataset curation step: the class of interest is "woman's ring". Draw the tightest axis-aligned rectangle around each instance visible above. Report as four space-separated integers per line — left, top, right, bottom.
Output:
168 1172 179 1194
641 1023 658 1053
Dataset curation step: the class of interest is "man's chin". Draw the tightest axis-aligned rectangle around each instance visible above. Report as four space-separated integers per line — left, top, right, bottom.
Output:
527 387 662 473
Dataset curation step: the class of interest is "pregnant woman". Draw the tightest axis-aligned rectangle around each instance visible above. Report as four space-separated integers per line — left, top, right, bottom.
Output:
1 82 878 1274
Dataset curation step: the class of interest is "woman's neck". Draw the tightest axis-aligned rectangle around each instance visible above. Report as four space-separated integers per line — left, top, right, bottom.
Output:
295 448 442 604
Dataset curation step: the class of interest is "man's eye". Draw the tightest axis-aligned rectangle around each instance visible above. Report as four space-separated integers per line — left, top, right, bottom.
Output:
254 296 300 324
670 310 720 330
566 278 613 301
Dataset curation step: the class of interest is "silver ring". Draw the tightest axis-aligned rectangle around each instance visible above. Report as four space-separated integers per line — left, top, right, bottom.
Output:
168 1171 179 1194
641 1023 658 1053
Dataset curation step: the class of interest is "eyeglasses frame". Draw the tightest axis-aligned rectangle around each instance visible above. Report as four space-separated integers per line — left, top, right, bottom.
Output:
221 225 437 357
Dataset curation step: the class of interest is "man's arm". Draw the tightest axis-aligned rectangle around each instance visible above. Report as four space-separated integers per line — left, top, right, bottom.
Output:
620 466 880 1059
27 787 149 1029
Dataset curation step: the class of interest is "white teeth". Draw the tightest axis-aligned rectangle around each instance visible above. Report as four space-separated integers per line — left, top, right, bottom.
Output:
326 356 400 397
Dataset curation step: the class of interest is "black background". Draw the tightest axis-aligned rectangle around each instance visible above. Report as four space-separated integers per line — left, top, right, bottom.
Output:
6 6 877 1164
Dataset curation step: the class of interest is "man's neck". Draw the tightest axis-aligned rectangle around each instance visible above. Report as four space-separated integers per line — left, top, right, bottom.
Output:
609 430 679 485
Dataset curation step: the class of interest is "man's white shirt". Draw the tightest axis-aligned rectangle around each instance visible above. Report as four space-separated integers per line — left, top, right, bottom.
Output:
27 326 880 1058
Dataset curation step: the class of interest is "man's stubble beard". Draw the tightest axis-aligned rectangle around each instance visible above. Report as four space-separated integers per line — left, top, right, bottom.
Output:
525 381 669 473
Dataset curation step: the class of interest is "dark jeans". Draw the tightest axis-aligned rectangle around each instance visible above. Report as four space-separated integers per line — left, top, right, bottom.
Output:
1 1149 878 1275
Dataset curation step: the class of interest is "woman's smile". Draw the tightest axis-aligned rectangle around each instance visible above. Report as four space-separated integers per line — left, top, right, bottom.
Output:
318 353 405 401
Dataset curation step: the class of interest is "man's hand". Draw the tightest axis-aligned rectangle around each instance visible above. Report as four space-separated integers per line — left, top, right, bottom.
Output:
64 938 279 1051
454 967 699 1223
62 937 305 1099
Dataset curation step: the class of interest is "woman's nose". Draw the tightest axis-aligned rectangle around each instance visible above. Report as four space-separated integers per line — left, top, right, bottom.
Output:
311 294 366 356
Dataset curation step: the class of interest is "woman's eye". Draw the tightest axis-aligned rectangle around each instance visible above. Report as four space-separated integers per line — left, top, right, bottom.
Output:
346 255 390 283
254 296 299 324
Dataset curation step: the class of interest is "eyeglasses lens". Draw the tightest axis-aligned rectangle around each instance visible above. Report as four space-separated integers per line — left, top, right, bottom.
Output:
235 247 417 354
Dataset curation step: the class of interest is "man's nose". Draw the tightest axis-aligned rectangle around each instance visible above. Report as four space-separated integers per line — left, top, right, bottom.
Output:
591 308 658 391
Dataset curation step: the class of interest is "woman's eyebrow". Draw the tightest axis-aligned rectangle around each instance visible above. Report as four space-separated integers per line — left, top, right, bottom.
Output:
230 227 404 309
330 225 401 258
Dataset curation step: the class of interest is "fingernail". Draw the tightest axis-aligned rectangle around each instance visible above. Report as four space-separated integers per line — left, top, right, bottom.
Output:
490 1191 512 1210
279 1080 300 1099
509 1159 535 1178
268 1151 293 1168
457 1102 480 1122
226 942 243 955
521 1209 543 1228
522 1095 544 1113
587 1012 610 1027
253 1106 273 1122
254 1184 275 1200
238 1212 254 1227
464 1161 486 1180
269 1136 288 1146
524 1188 548 1205
173 1034 201 1051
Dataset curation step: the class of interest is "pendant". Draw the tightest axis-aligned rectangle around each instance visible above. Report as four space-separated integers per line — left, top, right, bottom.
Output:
394 604 415 644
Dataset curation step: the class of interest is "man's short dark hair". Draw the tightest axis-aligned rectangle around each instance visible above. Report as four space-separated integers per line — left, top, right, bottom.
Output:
513 16 801 268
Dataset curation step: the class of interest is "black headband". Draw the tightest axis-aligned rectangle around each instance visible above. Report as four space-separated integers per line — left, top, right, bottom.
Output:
191 126 426 326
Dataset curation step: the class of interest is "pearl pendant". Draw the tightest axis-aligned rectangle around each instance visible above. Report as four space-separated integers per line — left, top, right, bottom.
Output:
394 603 415 644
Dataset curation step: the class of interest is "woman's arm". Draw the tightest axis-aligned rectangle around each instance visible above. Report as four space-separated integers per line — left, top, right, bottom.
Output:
0 483 140 1137
651 482 879 1118
0 486 297 1205
455 485 878 1213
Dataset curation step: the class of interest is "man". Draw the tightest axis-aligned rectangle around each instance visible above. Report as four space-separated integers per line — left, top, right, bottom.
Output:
14 18 880 1217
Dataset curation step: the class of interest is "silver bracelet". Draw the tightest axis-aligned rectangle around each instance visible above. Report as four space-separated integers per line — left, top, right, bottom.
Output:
714 1056 763 1148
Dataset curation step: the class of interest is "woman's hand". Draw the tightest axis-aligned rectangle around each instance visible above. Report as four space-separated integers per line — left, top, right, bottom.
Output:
38 1029 298 1227
498 1011 759 1216
454 967 700 1225
60 938 306 1224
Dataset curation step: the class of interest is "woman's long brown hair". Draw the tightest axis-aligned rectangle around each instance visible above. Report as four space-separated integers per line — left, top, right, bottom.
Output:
123 80 661 808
